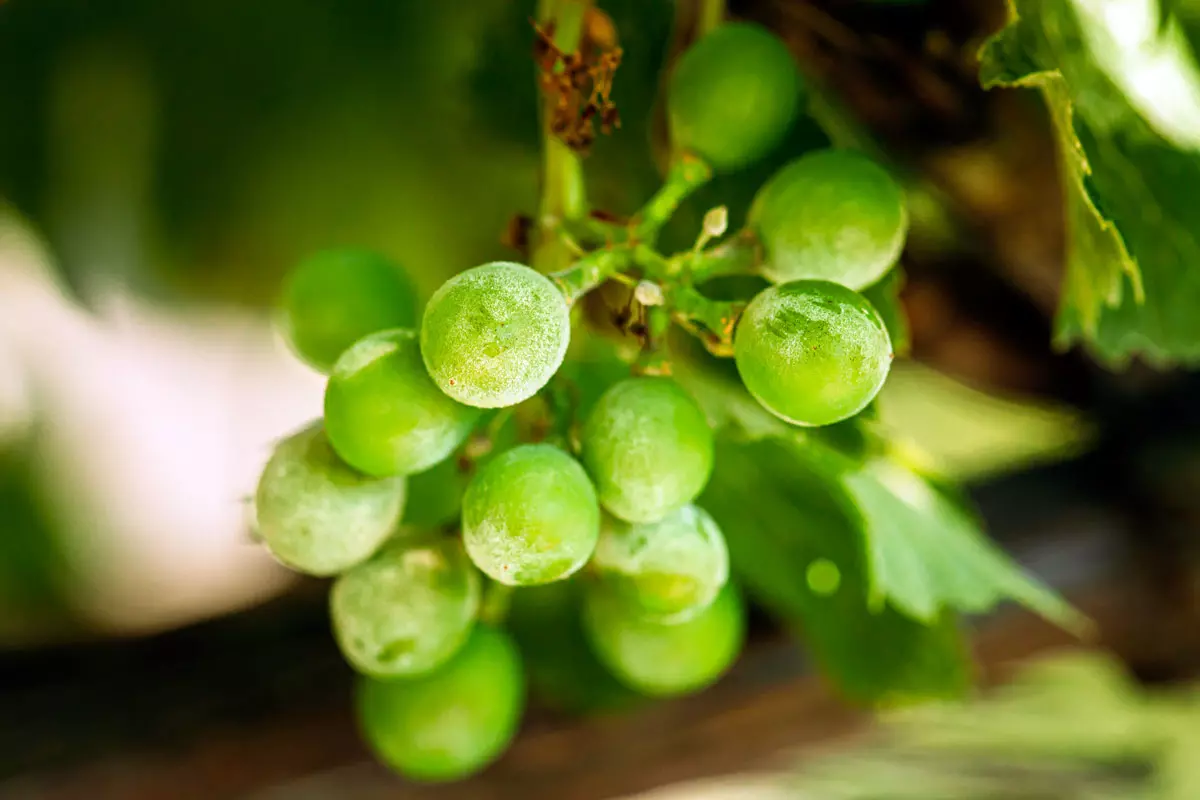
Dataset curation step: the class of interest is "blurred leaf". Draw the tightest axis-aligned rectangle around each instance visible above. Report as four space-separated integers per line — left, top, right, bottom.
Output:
876 362 1093 481
842 458 1091 635
701 435 971 704
981 0 1200 366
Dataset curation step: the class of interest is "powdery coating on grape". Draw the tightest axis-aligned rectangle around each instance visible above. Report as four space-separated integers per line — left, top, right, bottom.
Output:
580 378 714 524
331 536 481 678
667 23 802 172
356 626 523 783
734 281 893 427
420 262 570 408
254 423 405 576
279 249 418 373
750 149 908 290
325 329 482 477
583 583 745 697
592 505 729 623
462 444 599 586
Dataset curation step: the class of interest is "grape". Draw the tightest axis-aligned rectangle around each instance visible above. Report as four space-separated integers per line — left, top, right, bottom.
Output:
749 149 908 290
462 444 599 586
734 281 892 427
420 262 570 408
580 377 713 523
278 249 417 373
668 23 802 172
331 535 481 678
583 583 745 697
254 423 405 576
402 455 469 530
592 505 729 623
324 329 482 477
357 625 522 783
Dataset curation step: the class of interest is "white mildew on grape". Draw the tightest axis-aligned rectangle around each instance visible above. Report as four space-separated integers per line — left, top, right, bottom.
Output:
254 423 406 576
331 536 480 678
421 262 570 409
581 378 713 524
735 281 892 426
462 445 599 586
593 505 729 622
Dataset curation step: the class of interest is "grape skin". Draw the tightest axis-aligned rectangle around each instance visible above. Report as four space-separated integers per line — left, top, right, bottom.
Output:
592 505 729 623
278 249 417 373
357 625 523 783
668 23 802 172
324 329 482 478
462 444 599 586
583 583 745 697
331 535 481 679
254 423 405 577
420 262 570 409
580 377 714 524
750 149 908 290
734 281 893 427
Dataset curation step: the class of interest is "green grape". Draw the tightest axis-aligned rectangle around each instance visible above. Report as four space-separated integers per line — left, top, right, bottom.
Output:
324 329 482 477
462 444 599 586
331 536 481 678
580 377 713 524
254 423 405 576
734 281 893 427
583 583 745 697
592 505 729 623
278 249 418 373
357 625 523 783
420 262 570 409
668 23 802 172
749 149 908 290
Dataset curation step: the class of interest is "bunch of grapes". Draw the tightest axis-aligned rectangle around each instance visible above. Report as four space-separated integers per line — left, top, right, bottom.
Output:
255 19 906 783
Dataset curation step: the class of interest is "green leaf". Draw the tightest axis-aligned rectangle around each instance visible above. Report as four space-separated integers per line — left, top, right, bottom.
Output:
841 458 1092 637
980 0 1200 365
701 435 972 704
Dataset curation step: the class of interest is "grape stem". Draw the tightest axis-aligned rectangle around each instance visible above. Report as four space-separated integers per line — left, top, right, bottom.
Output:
668 228 763 282
668 284 744 356
550 245 633 305
630 154 713 243
479 580 515 625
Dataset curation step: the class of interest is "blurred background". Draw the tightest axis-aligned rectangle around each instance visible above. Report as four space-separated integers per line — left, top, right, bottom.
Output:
2 0 1199 797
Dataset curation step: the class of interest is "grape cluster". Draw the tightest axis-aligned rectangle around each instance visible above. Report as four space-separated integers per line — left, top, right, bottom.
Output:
255 18 907 784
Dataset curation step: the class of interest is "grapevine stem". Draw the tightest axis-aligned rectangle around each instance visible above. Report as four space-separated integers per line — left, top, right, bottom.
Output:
479 580 515 626
669 229 763 281
631 154 713 243
668 284 744 356
549 245 634 305
533 0 591 272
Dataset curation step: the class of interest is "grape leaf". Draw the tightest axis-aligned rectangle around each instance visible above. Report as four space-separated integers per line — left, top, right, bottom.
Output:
980 0 1200 365
701 435 971 703
840 458 1091 637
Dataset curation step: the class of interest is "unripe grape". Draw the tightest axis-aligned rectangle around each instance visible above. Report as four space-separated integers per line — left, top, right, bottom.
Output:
324 329 481 477
592 505 729 623
331 536 481 678
420 262 570 408
750 149 908 290
462 444 599 586
583 583 744 697
668 23 802 172
278 249 417 373
357 626 523 782
580 377 713 523
734 281 892 427
254 423 405 576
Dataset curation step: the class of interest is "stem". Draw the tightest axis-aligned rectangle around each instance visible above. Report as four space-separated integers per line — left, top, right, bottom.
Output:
631 154 713 243
635 306 674 376
669 229 763 282
533 0 591 272
549 245 633 305
697 0 725 36
479 581 515 626
668 284 744 357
